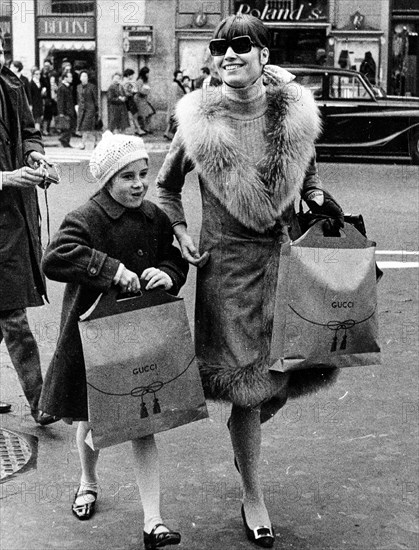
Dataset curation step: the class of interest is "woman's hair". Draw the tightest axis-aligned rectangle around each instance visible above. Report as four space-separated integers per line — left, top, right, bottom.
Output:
213 14 271 50
123 68 135 78
31 66 40 76
173 69 182 79
79 70 88 78
139 66 149 82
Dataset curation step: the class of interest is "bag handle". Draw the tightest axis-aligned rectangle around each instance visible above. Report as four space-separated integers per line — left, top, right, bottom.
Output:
80 280 181 322
294 219 376 249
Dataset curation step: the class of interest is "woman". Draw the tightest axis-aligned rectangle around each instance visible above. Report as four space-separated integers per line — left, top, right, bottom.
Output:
107 72 129 134
163 70 185 140
135 66 156 134
181 75 192 93
157 14 344 548
76 70 98 149
29 67 45 131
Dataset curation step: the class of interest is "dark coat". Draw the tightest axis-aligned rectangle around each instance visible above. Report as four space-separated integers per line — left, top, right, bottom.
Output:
77 82 97 132
20 74 32 104
56 82 76 120
29 80 44 119
39 189 189 421
107 82 129 131
0 67 46 311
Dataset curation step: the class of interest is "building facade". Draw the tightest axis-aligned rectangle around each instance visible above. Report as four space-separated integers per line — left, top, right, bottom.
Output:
1 0 416 130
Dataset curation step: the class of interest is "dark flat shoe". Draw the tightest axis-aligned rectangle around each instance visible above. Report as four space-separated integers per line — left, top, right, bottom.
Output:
143 523 181 549
32 410 60 426
0 402 12 413
72 487 97 521
241 505 275 548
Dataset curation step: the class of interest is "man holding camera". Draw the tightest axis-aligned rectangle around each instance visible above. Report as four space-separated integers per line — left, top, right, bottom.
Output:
0 39 58 425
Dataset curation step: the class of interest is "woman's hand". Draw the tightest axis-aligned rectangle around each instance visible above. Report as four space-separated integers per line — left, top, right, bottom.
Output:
262 65 295 86
118 267 140 293
175 227 210 267
141 268 173 291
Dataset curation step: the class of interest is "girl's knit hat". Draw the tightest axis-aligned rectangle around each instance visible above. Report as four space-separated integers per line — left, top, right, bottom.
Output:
89 131 149 186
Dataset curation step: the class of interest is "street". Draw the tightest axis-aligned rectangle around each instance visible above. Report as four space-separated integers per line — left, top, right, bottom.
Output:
1 154 418 550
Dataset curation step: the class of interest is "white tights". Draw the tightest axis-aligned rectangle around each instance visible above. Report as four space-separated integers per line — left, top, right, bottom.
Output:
76 422 164 533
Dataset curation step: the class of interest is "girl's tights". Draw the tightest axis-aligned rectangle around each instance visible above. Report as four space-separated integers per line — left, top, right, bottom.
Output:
76 422 165 533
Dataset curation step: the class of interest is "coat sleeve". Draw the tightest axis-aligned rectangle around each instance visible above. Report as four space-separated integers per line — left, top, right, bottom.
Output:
20 86 45 158
42 210 120 291
300 153 323 194
155 208 189 295
108 84 124 105
155 131 195 227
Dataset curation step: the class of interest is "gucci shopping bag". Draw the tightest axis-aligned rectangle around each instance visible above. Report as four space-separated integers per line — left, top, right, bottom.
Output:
79 287 208 449
270 221 381 372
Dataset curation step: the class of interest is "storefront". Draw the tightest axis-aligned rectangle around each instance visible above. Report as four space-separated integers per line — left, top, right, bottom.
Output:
389 0 419 96
233 0 331 65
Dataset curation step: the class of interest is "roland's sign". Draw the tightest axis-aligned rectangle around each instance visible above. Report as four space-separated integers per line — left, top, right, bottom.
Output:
235 1 328 22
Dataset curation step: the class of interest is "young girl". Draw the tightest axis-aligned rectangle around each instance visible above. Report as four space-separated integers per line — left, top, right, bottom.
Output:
39 131 188 549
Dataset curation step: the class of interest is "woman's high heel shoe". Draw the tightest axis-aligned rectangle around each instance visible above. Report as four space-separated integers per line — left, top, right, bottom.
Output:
241 505 275 548
143 523 181 549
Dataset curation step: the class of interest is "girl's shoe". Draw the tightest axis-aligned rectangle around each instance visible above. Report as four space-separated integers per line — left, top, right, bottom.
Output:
72 487 97 520
241 505 275 548
143 523 181 549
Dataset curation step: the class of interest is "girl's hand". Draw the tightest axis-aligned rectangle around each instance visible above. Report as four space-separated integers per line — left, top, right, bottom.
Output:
118 268 140 293
141 268 173 291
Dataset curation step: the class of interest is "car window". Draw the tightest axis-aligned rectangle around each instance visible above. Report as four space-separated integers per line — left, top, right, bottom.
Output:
293 74 323 99
329 75 373 100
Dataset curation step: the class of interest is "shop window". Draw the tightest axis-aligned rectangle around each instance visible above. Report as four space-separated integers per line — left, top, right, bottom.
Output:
329 75 372 100
51 0 94 14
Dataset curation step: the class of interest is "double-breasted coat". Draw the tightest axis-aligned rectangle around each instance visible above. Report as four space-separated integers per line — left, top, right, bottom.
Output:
107 82 129 132
39 189 189 421
0 67 46 311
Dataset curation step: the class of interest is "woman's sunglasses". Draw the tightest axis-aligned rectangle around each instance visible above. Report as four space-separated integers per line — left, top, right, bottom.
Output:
209 35 256 57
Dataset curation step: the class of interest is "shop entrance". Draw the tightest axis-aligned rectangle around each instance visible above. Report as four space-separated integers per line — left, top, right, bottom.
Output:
269 28 327 65
50 50 96 80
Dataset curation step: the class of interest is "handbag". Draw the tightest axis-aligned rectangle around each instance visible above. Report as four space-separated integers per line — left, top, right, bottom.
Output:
270 219 381 373
79 286 208 449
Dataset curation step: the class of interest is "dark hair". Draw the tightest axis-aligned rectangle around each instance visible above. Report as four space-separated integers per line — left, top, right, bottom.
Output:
182 75 190 82
12 60 23 72
201 66 210 75
173 69 182 79
138 66 149 82
62 69 72 79
79 70 88 78
123 68 135 78
213 14 271 50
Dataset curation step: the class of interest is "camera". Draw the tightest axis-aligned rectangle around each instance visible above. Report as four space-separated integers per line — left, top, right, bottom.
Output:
38 161 61 189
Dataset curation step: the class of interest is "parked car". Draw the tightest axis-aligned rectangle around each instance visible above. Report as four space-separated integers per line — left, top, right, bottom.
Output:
283 66 419 164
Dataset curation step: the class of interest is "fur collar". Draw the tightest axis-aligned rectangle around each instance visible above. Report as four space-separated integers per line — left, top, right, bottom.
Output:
175 82 321 232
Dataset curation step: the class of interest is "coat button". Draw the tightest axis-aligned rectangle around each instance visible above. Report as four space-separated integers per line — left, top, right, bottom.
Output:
89 267 97 275
137 249 144 257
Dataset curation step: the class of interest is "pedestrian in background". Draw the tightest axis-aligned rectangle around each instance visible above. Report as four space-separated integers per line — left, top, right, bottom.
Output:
163 69 185 140
107 72 129 134
360 51 377 85
9 60 32 104
40 59 53 136
181 75 193 93
43 72 58 136
135 66 155 134
122 68 144 136
76 70 98 149
193 66 221 89
157 14 344 548
56 69 76 148
39 131 188 549
29 66 45 132
0 37 58 425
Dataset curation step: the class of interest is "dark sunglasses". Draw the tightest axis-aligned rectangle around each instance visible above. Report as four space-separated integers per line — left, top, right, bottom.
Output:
209 35 256 57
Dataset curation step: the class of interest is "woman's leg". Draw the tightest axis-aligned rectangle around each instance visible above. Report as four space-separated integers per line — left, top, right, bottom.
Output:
74 421 100 508
131 435 168 534
229 405 271 529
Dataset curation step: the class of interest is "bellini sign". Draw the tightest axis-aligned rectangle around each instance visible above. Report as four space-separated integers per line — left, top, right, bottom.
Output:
235 1 328 22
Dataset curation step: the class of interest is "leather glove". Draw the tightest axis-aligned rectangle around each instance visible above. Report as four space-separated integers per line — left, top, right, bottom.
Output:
302 187 345 236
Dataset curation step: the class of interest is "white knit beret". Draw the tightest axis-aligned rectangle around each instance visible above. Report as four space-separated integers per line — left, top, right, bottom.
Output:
89 131 149 186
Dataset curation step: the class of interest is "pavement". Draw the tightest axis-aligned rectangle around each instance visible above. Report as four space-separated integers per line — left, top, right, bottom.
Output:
0 159 418 550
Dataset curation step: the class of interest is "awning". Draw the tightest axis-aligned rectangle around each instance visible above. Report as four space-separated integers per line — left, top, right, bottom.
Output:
39 40 96 52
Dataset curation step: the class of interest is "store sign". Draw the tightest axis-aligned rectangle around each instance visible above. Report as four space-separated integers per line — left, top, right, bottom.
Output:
235 0 328 22
37 16 95 39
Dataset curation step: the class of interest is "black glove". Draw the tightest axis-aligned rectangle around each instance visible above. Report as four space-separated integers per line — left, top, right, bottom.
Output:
302 187 345 236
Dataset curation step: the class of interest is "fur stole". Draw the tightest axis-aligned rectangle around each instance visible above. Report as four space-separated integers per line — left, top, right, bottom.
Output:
175 82 321 232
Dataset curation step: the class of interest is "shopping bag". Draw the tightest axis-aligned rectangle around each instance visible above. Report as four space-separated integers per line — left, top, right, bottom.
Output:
270 220 381 372
78 286 208 449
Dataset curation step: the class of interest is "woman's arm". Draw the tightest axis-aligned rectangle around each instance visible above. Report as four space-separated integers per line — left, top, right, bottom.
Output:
156 133 208 266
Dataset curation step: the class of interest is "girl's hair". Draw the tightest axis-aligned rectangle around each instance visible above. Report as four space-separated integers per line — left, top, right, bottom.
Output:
213 14 271 50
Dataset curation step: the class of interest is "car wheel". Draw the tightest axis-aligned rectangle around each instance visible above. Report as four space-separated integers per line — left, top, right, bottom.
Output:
409 130 419 164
